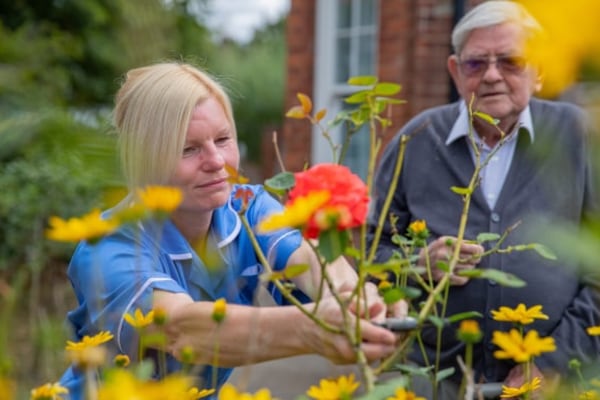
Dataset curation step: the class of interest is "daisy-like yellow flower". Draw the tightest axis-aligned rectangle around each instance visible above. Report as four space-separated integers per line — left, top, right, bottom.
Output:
212 298 227 323
137 185 183 214
408 220 428 236
587 326 600 336
0 377 15 400
457 319 483 344
30 382 69 400
306 374 360 400
98 369 193 400
46 209 119 243
114 354 130 367
258 191 330 233
65 331 113 351
579 390 600 400
124 308 155 329
187 387 216 400
386 387 426 400
491 304 548 325
492 329 556 363
500 376 541 398
218 383 275 400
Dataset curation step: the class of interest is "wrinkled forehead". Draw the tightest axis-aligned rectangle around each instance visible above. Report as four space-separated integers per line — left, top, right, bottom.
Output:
460 23 529 57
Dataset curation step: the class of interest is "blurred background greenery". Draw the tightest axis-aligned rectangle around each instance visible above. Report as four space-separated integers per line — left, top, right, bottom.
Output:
0 0 287 396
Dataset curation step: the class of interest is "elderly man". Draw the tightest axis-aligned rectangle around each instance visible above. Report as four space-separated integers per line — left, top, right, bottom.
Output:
368 1 599 398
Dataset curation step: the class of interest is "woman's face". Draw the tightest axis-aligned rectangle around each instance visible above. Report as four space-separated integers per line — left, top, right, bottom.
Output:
169 96 240 215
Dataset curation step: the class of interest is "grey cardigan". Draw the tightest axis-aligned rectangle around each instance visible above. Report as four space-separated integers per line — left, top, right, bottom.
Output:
368 97 600 383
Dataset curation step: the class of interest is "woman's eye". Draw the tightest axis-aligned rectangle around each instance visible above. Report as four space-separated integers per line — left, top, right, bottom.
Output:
182 147 199 157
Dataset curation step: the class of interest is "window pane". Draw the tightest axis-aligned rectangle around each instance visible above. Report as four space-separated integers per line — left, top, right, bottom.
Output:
360 0 376 26
336 36 351 82
337 0 351 28
358 33 376 76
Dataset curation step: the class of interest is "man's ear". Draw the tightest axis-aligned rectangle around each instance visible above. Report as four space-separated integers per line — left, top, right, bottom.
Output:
447 54 460 83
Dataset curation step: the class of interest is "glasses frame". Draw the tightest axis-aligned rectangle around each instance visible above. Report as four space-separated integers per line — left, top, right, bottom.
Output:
457 55 529 78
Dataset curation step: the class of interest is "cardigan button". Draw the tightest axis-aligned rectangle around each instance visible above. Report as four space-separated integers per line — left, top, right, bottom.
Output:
490 213 500 222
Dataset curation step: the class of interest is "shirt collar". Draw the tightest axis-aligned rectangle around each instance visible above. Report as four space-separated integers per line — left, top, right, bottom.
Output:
446 101 535 146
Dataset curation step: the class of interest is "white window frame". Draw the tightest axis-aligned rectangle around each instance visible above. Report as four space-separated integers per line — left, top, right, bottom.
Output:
311 0 379 172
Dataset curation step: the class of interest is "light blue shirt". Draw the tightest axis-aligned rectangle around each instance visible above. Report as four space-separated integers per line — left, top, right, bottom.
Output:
446 102 535 209
59 184 303 399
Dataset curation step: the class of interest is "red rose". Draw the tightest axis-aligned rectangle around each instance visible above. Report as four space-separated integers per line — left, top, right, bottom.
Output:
288 164 369 238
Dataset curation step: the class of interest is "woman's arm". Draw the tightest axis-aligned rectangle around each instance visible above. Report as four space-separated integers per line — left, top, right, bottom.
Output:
153 290 397 367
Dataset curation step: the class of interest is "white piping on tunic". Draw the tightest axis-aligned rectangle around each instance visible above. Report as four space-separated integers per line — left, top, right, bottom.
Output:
116 277 173 353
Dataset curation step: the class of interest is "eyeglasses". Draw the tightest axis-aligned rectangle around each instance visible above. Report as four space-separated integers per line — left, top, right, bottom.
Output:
458 55 528 77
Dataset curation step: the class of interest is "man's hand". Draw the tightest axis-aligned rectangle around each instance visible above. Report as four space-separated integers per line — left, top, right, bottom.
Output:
418 235 483 285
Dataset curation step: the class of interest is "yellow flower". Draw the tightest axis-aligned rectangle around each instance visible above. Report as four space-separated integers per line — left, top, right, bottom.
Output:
113 354 130 367
0 377 15 400
46 209 119 243
306 374 360 400
500 377 541 398
492 329 556 363
408 220 427 236
67 346 107 369
65 331 113 351
378 280 393 291
587 326 600 336
519 0 600 98
258 191 330 233
580 390 600 400
124 308 155 329
98 369 193 400
386 387 426 400
457 319 483 344
491 304 548 325
212 298 227 323
137 185 183 214
30 382 69 400
187 387 216 400
218 383 276 400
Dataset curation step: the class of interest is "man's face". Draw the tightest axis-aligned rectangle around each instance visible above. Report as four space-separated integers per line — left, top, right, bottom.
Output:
448 22 540 132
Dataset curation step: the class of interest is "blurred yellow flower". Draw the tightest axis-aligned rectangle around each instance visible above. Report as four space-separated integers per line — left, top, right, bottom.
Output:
113 354 130 368
46 209 119 243
0 377 15 400
492 329 556 363
218 383 276 400
225 164 250 185
500 377 541 398
386 387 426 400
457 319 483 344
30 382 68 400
67 346 107 369
587 326 600 336
137 185 183 214
98 369 193 400
65 331 113 351
306 374 360 400
258 191 330 233
212 298 227 323
124 308 155 329
408 220 427 236
187 387 216 400
519 0 600 98
579 390 600 400
491 304 548 325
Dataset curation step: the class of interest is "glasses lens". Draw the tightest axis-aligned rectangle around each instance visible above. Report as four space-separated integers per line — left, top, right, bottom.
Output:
460 58 488 76
497 56 527 73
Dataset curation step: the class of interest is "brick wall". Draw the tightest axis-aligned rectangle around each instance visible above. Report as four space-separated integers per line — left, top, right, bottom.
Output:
279 0 473 173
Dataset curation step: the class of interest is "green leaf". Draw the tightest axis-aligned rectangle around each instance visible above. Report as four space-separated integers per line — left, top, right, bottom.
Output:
347 75 378 86
345 90 369 104
532 243 558 260
264 172 295 195
446 311 483 323
451 186 473 195
374 82 402 95
355 376 408 400
428 315 446 329
317 229 349 262
476 232 501 243
436 260 449 272
383 288 404 304
283 263 310 279
473 111 499 126
390 364 433 376
435 367 456 383
457 268 526 288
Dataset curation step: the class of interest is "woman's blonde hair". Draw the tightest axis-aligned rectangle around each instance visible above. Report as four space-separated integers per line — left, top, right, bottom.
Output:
113 62 236 193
